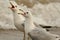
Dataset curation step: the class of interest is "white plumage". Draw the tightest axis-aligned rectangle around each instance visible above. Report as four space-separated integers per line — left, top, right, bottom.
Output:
9 1 60 40
22 11 60 40
9 1 26 40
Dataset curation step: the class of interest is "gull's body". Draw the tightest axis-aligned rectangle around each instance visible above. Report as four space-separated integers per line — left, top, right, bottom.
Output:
9 1 60 40
24 11 36 33
22 11 60 40
9 1 26 40
13 11 25 32
11 6 25 32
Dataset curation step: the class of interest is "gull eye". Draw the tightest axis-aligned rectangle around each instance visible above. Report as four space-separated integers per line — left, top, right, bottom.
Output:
26 12 28 14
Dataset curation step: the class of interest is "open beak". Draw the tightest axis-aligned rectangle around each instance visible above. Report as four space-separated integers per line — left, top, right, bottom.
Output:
11 5 15 8
10 3 15 8
9 2 15 9
21 13 26 16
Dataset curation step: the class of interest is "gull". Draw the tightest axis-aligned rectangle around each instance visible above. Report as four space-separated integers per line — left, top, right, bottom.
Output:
9 1 26 40
22 11 60 40
9 1 60 40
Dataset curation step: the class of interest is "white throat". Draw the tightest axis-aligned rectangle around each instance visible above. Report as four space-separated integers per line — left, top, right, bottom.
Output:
13 12 25 25
24 13 36 33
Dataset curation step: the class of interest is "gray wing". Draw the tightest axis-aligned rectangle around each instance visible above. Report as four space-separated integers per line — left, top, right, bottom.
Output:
33 16 54 28
28 27 60 40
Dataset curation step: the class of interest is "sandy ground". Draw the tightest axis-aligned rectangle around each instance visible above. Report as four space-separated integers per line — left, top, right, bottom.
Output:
0 29 24 40
0 28 60 40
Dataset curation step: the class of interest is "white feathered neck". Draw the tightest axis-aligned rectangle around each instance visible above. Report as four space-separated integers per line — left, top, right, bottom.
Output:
24 12 36 33
12 8 25 25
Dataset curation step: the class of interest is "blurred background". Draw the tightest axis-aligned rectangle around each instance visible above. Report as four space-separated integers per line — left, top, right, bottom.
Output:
0 0 60 40
0 0 60 29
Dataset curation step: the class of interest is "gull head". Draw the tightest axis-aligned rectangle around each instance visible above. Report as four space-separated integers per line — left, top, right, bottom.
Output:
21 11 32 18
9 1 25 15
21 12 29 18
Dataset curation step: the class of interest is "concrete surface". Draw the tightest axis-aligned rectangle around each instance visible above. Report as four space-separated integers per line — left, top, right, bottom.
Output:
0 28 60 40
